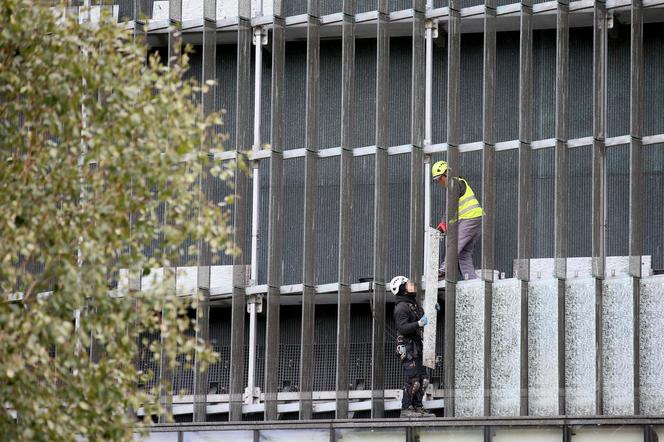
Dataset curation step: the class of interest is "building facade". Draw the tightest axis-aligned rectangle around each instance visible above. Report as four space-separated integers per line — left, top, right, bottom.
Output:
99 0 664 438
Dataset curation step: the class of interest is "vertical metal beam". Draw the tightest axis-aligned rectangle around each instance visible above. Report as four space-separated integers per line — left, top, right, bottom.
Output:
410 2 425 300
335 0 355 419
132 0 148 43
168 0 182 64
517 0 533 417
229 8 252 421
158 303 174 423
482 0 497 284
192 0 217 422
193 283 211 422
370 0 389 419
592 0 608 282
298 0 320 420
630 0 644 417
482 0 497 417
444 0 461 418
156 0 184 424
554 0 569 417
592 0 607 416
264 15 285 422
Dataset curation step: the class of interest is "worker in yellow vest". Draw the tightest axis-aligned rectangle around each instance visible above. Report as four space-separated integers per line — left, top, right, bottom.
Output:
432 160 484 280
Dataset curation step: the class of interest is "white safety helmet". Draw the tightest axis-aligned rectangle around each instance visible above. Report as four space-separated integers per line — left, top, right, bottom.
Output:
389 275 409 296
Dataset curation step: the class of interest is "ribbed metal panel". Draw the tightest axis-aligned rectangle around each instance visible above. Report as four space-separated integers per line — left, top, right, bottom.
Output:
318 42 342 150
431 41 448 144
532 148 554 259
258 159 270 282
567 146 592 258
284 43 307 151
117 0 134 20
533 30 556 141
495 149 518 275
644 26 664 137
387 38 412 147
643 144 664 270
141 25 664 283
281 158 305 285
460 34 483 144
354 40 378 149
315 156 341 283
385 154 410 280
351 156 376 282
607 26 630 138
607 145 630 259
568 28 593 140
495 32 519 143
216 45 239 149
207 168 235 266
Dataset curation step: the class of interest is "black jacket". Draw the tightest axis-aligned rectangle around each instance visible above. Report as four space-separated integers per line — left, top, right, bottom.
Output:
393 294 424 343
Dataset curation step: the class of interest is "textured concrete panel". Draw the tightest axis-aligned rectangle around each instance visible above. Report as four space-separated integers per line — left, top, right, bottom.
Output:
602 276 634 415
455 279 485 417
490 278 521 416
527 278 559 416
564 277 597 415
640 275 664 415
150 0 276 19
518 256 652 280
423 227 441 369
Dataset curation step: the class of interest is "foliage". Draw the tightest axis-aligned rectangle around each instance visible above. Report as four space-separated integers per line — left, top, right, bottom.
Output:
0 1 233 440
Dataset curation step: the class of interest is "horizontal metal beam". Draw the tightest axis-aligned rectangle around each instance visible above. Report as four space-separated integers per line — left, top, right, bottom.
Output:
149 415 664 431
208 130 664 162
125 0 664 35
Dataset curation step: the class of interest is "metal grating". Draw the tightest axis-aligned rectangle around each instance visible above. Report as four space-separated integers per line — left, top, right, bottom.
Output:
136 331 161 393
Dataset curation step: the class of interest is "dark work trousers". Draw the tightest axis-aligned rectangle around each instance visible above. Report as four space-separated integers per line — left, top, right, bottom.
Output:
401 353 427 409
439 217 482 280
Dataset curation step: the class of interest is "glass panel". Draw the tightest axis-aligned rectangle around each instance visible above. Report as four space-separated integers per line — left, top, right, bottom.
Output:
260 429 330 442
493 427 562 442
570 426 643 442
184 431 254 442
134 432 179 442
335 428 405 442
417 428 484 442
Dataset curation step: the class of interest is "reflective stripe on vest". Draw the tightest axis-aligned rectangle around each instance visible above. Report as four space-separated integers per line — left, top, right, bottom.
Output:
450 177 484 223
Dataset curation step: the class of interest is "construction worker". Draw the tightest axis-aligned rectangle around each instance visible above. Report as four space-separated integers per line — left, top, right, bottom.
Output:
390 275 436 418
432 160 484 280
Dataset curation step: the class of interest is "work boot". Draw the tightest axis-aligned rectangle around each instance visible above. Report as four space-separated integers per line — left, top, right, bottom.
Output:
400 406 420 418
415 406 436 418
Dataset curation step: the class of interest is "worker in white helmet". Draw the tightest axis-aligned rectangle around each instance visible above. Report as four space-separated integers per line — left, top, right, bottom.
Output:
432 160 484 280
390 275 436 418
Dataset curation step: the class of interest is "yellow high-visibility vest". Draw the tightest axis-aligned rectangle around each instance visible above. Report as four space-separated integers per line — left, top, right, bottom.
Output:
450 177 484 223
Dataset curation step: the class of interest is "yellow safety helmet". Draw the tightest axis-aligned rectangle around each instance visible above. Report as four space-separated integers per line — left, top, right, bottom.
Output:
432 160 448 180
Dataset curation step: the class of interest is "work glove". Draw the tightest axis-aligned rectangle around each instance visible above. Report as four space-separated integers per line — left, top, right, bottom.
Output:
418 315 428 327
435 303 441 312
436 219 447 234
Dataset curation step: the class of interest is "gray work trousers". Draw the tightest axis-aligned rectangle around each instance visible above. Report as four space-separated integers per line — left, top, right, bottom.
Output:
440 217 482 280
